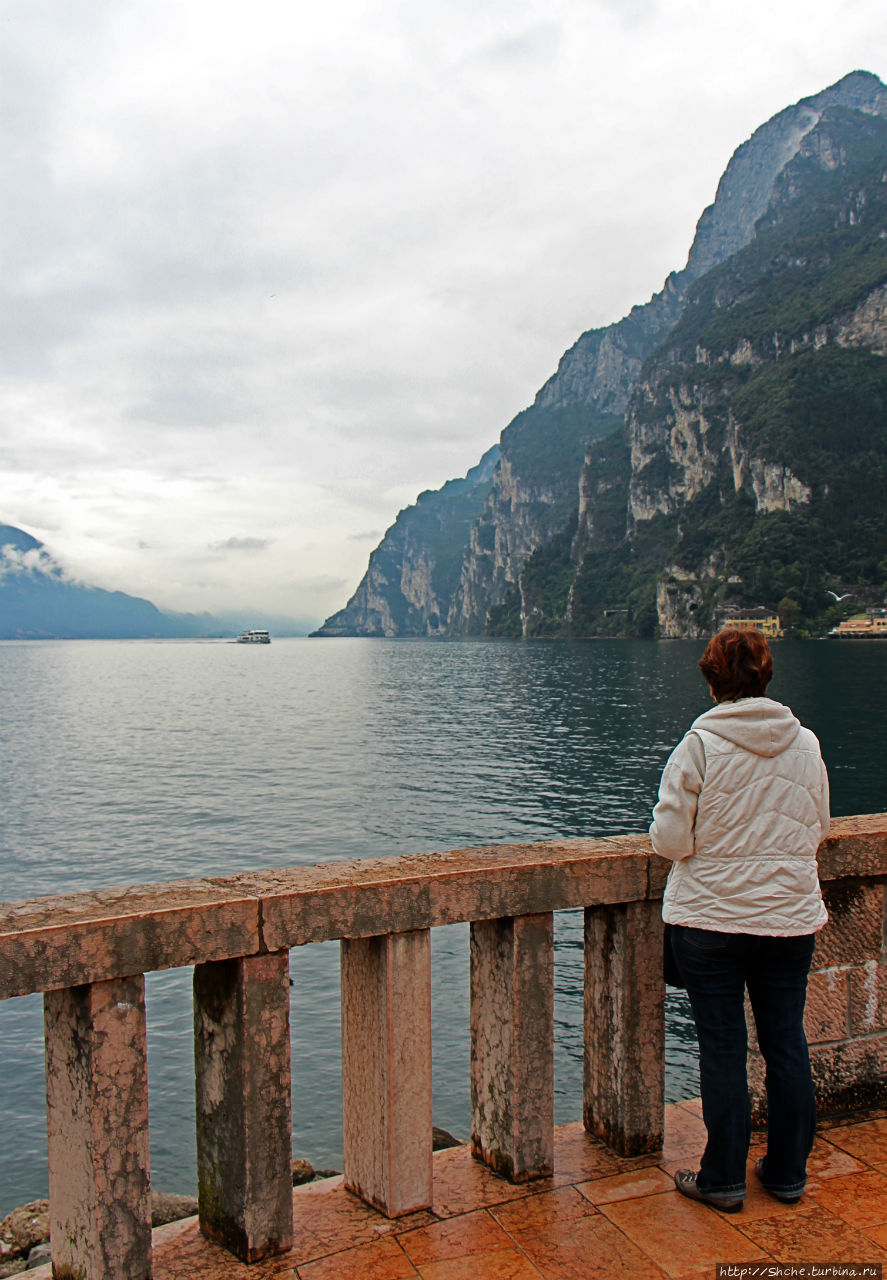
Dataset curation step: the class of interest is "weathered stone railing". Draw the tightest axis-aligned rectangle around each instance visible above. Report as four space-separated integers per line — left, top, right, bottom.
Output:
1 815 885 1279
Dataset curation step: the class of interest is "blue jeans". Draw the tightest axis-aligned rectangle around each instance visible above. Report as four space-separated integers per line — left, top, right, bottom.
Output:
670 926 817 1200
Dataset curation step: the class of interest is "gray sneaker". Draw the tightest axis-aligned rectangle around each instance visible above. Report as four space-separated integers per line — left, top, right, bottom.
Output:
673 1168 744 1213
754 1157 803 1205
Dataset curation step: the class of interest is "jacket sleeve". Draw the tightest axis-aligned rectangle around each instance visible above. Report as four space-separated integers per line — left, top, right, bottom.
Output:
818 757 831 840
649 732 706 862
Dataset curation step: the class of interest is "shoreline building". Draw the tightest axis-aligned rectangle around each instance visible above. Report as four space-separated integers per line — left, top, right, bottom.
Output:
718 609 784 639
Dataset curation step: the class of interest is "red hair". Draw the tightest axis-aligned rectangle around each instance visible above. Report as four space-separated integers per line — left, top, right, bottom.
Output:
698 629 773 701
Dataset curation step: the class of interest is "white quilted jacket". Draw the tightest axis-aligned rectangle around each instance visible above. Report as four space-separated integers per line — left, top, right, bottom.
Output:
650 696 830 935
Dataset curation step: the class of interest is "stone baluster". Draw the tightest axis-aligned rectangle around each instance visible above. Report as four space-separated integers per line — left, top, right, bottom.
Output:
44 974 153 1280
340 929 433 1216
469 913 554 1181
583 900 665 1155
193 950 294 1262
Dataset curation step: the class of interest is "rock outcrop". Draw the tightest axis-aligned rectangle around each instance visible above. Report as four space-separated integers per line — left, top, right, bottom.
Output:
312 447 498 637
317 71 887 639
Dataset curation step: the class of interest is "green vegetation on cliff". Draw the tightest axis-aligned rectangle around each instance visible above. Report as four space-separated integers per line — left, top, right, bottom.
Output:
318 76 887 642
501 405 623 483
500 104 887 639
670 108 887 357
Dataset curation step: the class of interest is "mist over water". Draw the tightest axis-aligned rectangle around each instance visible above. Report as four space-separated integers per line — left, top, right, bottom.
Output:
1 636 884 1214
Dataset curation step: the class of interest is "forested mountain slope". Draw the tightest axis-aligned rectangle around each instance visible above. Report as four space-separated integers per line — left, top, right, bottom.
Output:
317 71 887 639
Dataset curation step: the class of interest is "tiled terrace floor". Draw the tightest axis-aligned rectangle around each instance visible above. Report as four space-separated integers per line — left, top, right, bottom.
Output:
32 1102 887 1279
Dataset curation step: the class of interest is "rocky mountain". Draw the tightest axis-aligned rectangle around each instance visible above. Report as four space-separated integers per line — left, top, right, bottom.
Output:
316 70 887 639
0 524 218 639
536 104 887 638
314 445 499 636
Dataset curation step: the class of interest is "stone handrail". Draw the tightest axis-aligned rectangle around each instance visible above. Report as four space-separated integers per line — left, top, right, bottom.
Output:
1 814 885 1278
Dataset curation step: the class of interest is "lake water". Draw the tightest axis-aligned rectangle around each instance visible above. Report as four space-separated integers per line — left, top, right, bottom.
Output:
1 636 885 1216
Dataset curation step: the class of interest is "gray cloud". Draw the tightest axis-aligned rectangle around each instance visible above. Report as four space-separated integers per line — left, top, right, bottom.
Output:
0 0 884 621
210 537 273 553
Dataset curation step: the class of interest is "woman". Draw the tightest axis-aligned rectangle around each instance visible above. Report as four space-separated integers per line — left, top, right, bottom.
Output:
651 628 829 1212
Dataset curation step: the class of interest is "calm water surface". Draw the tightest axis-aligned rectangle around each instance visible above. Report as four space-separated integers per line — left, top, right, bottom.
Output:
1 637 885 1214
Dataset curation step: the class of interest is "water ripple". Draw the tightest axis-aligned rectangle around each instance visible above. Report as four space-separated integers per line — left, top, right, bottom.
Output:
0 637 884 1213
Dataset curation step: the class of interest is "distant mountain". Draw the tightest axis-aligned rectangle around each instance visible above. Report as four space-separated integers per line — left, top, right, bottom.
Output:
0 525 216 638
0 525 311 639
316 70 887 638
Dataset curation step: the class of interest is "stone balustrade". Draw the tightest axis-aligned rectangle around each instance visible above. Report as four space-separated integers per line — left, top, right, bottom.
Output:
1 815 885 1279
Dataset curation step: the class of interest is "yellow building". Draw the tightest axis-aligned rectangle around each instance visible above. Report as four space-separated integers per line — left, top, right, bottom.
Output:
721 613 784 638
829 612 887 638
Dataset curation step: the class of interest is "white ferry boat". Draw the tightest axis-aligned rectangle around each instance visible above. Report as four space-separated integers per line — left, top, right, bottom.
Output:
236 628 271 644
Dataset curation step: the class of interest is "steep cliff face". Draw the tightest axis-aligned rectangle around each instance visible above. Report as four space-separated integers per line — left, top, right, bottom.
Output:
448 453 551 635
317 71 887 639
447 404 621 632
574 102 887 638
313 447 498 637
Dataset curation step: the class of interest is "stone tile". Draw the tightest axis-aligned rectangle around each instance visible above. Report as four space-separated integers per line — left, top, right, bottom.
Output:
151 1218 297 1278
804 1134 867 1186
491 1186 596 1234
298 1235 418 1279
739 1179 812 1223
287 1178 436 1267
151 1216 198 1250
14 1262 50 1280
822 1115 887 1164
599 1190 764 1279
865 1222 887 1247
418 1247 545 1280
807 1169 887 1227
744 1132 865 1203
498 1194 669 1279
737 1201 887 1265
398 1210 514 1266
429 1144 548 1219
661 1107 707 1163
549 1121 660 1185
26 1106 887 1280
577 1166 675 1205
675 1270 771 1280
817 1104 887 1129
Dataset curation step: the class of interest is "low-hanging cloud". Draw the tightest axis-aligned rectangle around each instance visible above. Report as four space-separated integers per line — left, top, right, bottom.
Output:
0 543 65 583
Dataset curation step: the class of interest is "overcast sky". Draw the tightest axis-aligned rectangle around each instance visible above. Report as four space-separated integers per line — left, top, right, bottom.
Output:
1 1 884 625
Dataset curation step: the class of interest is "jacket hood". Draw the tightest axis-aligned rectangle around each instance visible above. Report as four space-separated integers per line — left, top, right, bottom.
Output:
690 696 802 758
